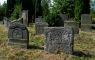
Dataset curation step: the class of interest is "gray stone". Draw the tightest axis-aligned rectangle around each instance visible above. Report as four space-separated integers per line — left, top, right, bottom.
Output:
12 18 23 23
81 24 92 32
8 22 29 48
35 22 48 35
3 17 11 27
64 21 79 34
58 13 68 26
81 14 92 24
59 13 68 21
81 14 92 32
44 27 74 54
21 10 28 26
35 17 43 23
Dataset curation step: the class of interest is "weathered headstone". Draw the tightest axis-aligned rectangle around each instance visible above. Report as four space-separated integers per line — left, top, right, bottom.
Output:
44 27 74 54
58 13 68 26
64 21 79 34
8 22 29 48
35 18 42 23
81 14 92 32
81 24 92 32
81 14 92 24
21 10 28 26
3 17 11 27
59 13 68 21
12 18 23 23
35 22 48 35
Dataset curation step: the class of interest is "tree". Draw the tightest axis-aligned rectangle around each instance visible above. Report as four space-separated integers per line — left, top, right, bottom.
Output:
42 0 75 26
0 2 7 20
10 0 22 20
82 0 90 14
74 0 83 22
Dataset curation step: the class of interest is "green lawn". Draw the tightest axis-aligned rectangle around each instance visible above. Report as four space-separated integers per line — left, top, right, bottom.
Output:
0 24 95 60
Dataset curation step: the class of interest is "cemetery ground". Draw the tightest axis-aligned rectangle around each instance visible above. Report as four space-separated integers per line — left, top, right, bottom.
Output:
0 23 95 60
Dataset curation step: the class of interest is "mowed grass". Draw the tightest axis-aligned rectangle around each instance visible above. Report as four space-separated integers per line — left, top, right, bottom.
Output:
0 24 95 60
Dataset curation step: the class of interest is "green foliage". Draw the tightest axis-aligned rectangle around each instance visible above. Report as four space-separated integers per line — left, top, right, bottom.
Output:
0 2 7 20
74 0 83 22
90 9 95 18
42 0 75 26
10 0 22 20
41 0 49 16
82 0 90 14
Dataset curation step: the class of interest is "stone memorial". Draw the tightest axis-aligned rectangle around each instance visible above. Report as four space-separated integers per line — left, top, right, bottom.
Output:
35 22 48 35
8 22 29 48
21 10 28 26
59 13 68 21
35 17 42 23
44 27 74 54
12 18 23 23
3 17 11 27
81 14 92 24
59 13 68 26
81 14 92 32
81 24 92 32
64 21 79 34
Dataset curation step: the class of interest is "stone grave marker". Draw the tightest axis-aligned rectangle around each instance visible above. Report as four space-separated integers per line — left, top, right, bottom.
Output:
59 13 68 26
35 16 43 23
81 24 92 32
64 21 79 34
35 22 48 35
3 17 11 27
12 18 23 23
81 14 92 32
44 27 74 54
21 10 28 26
8 22 29 48
81 14 92 24
59 13 68 21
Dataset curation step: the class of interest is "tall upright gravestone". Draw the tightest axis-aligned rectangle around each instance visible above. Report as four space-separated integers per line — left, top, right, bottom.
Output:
81 14 92 32
35 17 48 35
21 10 28 26
44 27 74 54
59 13 68 21
8 22 29 48
59 13 68 26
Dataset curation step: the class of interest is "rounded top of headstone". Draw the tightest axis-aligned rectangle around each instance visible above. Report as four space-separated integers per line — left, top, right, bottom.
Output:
9 22 27 30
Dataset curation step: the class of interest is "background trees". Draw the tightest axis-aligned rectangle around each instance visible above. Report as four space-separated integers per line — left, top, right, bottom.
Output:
0 2 7 20
3 0 91 24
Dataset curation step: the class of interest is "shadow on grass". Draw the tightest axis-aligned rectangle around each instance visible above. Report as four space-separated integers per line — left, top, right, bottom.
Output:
73 51 94 57
28 45 44 50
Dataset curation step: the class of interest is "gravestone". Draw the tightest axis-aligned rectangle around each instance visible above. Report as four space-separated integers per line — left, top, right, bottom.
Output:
81 24 92 32
12 18 23 23
64 21 79 34
59 13 68 21
59 13 68 26
81 14 92 24
3 17 11 27
21 10 28 26
81 14 92 32
8 22 29 48
35 17 42 23
35 22 48 35
44 27 74 54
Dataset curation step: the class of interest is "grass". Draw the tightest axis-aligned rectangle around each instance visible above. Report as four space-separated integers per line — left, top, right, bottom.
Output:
0 24 95 60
